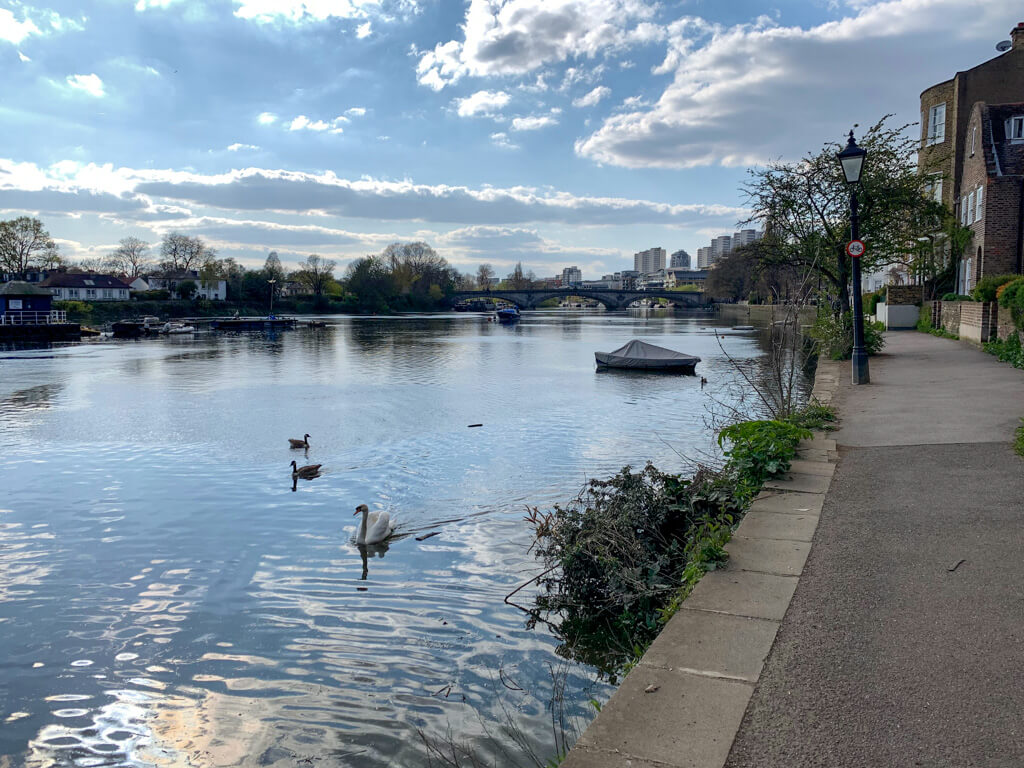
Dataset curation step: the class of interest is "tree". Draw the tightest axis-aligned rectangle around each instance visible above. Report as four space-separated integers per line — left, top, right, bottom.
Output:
345 255 395 309
159 233 215 274
382 241 457 298
476 263 495 290
743 116 943 316
177 279 198 300
507 262 531 289
0 217 60 276
263 251 286 282
295 254 336 295
110 237 151 277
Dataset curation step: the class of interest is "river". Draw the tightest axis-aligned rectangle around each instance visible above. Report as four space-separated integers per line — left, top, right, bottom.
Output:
0 310 790 767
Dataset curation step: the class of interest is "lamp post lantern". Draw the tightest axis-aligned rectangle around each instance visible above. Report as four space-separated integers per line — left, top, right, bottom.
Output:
268 279 277 318
837 130 870 385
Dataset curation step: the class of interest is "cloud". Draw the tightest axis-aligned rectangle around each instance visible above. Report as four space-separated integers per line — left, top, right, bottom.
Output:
439 225 543 250
455 89 511 118
572 85 610 108
510 115 557 131
232 0 382 24
227 143 259 151
345 107 367 117
416 0 661 90
356 21 372 38
65 73 105 97
18 50 30 62
490 132 519 150
169 216 366 246
575 0 1018 168
288 115 330 131
0 8 41 44
257 112 277 124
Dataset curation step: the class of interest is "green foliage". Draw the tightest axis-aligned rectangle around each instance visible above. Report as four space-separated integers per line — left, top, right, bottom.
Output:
810 312 886 360
131 289 170 301
718 420 811 500
941 293 972 302
176 279 197 300
53 300 92 316
971 274 1019 303
983 333 1024 369
998 278 1024 331
866 287 887 316
787 402 838 431
916 307 959 339
1015 420 1024 459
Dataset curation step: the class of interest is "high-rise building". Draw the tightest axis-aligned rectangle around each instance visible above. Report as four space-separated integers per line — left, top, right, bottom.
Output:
670 249 691 269
697 247 711 269
561 266 582 286
732 230 761 249
633 247 666 275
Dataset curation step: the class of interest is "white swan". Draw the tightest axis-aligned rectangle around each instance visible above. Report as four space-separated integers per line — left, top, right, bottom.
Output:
354 504 395 545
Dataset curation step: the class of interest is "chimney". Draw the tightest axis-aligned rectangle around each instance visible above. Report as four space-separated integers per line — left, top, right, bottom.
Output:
1012 22 1024 50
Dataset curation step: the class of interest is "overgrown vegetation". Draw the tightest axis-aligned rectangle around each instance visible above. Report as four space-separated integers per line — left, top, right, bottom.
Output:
998 278 1024 331
916 307 959 339
941 293 972 302
518 412 823 680
809 312 886 360
1015 420 1024 459
983 333 1024 369
971 274 1020 303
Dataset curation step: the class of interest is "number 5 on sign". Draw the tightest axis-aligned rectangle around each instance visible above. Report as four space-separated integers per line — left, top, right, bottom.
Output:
846 239 866 258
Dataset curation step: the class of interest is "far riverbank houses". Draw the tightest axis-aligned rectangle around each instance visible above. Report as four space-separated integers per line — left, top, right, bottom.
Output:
919 22 1024 293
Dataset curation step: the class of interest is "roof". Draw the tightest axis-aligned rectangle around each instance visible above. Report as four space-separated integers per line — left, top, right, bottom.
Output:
40 273 131 289
0 281 54 296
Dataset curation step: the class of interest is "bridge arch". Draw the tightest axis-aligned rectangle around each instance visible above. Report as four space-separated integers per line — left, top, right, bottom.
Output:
446 289 706 311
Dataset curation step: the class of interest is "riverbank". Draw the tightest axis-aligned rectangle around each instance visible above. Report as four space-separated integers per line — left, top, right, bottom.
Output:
716 303 817 327
560 360 841 767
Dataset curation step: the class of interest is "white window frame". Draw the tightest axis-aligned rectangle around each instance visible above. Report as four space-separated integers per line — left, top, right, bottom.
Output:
961 196 969 226
976 186 984 223
927 103 946 145
86 288 96 298
1008 116 1024 141
927 173 943 204
968 190 976 223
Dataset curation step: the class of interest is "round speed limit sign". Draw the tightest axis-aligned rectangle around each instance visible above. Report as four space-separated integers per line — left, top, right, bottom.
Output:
846 239 866 258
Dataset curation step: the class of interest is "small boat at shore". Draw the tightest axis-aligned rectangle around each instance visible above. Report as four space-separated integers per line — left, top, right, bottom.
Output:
159 322 196 335
496 307 521 323
732 325 755 331
595 340 700 374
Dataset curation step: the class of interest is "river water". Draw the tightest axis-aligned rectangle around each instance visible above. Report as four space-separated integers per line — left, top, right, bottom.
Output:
0 310 788 767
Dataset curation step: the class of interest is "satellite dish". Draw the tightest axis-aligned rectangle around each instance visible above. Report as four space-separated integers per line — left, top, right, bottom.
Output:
997 40 1012 52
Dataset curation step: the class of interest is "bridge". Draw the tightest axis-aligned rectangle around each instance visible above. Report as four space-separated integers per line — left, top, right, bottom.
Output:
446 288 707 311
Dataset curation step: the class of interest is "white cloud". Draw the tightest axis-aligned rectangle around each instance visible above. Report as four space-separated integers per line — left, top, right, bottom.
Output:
455 89 511 118
18 50 30 62
233 0 383 24
490 132 519 149
257 112 277 124
356 20 372 38
288 115 330 131
576 0 1018 169
417 0 661 90
572 85 610 108
0 158 747 228
66 73 105 98
510 115 557 131
346 107 367 117
227 143 259 151
0 8 40 44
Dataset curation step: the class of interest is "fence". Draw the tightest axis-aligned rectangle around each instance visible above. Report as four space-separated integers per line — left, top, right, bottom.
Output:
0 310 68 325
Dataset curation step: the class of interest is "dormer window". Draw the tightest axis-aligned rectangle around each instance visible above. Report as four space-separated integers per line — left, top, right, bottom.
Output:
1008 116 1024 141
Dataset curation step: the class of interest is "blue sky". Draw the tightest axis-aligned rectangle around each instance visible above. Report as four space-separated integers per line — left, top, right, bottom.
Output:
0 0 1019 278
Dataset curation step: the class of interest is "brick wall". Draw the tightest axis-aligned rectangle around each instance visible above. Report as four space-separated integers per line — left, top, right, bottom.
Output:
887 285 922 305
959 301 996 343
939 301 964 335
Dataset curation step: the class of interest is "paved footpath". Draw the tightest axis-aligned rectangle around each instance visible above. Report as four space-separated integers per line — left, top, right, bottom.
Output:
726 333 1024 767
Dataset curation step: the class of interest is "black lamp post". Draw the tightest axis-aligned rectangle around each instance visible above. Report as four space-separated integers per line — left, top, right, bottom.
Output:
837 130 869 385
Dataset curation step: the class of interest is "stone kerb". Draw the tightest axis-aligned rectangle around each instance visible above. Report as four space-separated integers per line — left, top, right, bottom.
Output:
561 361 842 768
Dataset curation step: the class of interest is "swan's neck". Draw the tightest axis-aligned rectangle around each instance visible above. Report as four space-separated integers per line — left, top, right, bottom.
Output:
358 510 369 539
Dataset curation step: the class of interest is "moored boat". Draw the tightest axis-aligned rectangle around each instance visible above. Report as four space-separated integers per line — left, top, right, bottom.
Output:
595 340 700 373
496 307 521 323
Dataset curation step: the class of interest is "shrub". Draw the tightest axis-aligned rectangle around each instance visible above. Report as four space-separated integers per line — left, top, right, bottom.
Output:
718 420 811 500
810 312 886 360
983 332 1024 369
54 300 92 317
998 278 1024 330
941 293 972 302
971 274 1019 303
131 289 170 301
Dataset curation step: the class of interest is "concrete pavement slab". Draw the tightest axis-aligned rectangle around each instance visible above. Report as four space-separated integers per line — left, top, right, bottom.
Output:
561 746 677 768
734 509 818 542
724 536 811 576
641 610 780 682
762 472 833 494
786 459 836 476
748 491 824 516
684 570 799 621
575 665 754 768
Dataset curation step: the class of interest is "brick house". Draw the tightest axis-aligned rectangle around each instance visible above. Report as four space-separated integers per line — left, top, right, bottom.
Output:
919 22 1024 292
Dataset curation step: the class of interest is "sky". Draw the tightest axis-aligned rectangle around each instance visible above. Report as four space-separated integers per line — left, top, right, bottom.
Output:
0 0 1020 279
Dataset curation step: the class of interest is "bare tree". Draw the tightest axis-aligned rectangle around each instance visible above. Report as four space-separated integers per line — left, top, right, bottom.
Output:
109 237 151 277
0 217 60 276
476 263 495 289
295 254 336 295
159 233 214 274
263 251 286 282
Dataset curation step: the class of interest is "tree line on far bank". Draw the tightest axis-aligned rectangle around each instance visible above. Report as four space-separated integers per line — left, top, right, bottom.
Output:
0 218 547 312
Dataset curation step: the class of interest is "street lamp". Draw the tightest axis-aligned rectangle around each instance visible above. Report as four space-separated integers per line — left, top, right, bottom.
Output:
268 279 277 318
837 130 869 384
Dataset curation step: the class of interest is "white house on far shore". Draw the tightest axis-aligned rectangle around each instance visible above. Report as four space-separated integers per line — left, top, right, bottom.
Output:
138 271 227 300
40 273 131 301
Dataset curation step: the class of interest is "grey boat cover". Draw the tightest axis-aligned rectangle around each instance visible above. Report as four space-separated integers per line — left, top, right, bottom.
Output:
596 340 700 369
